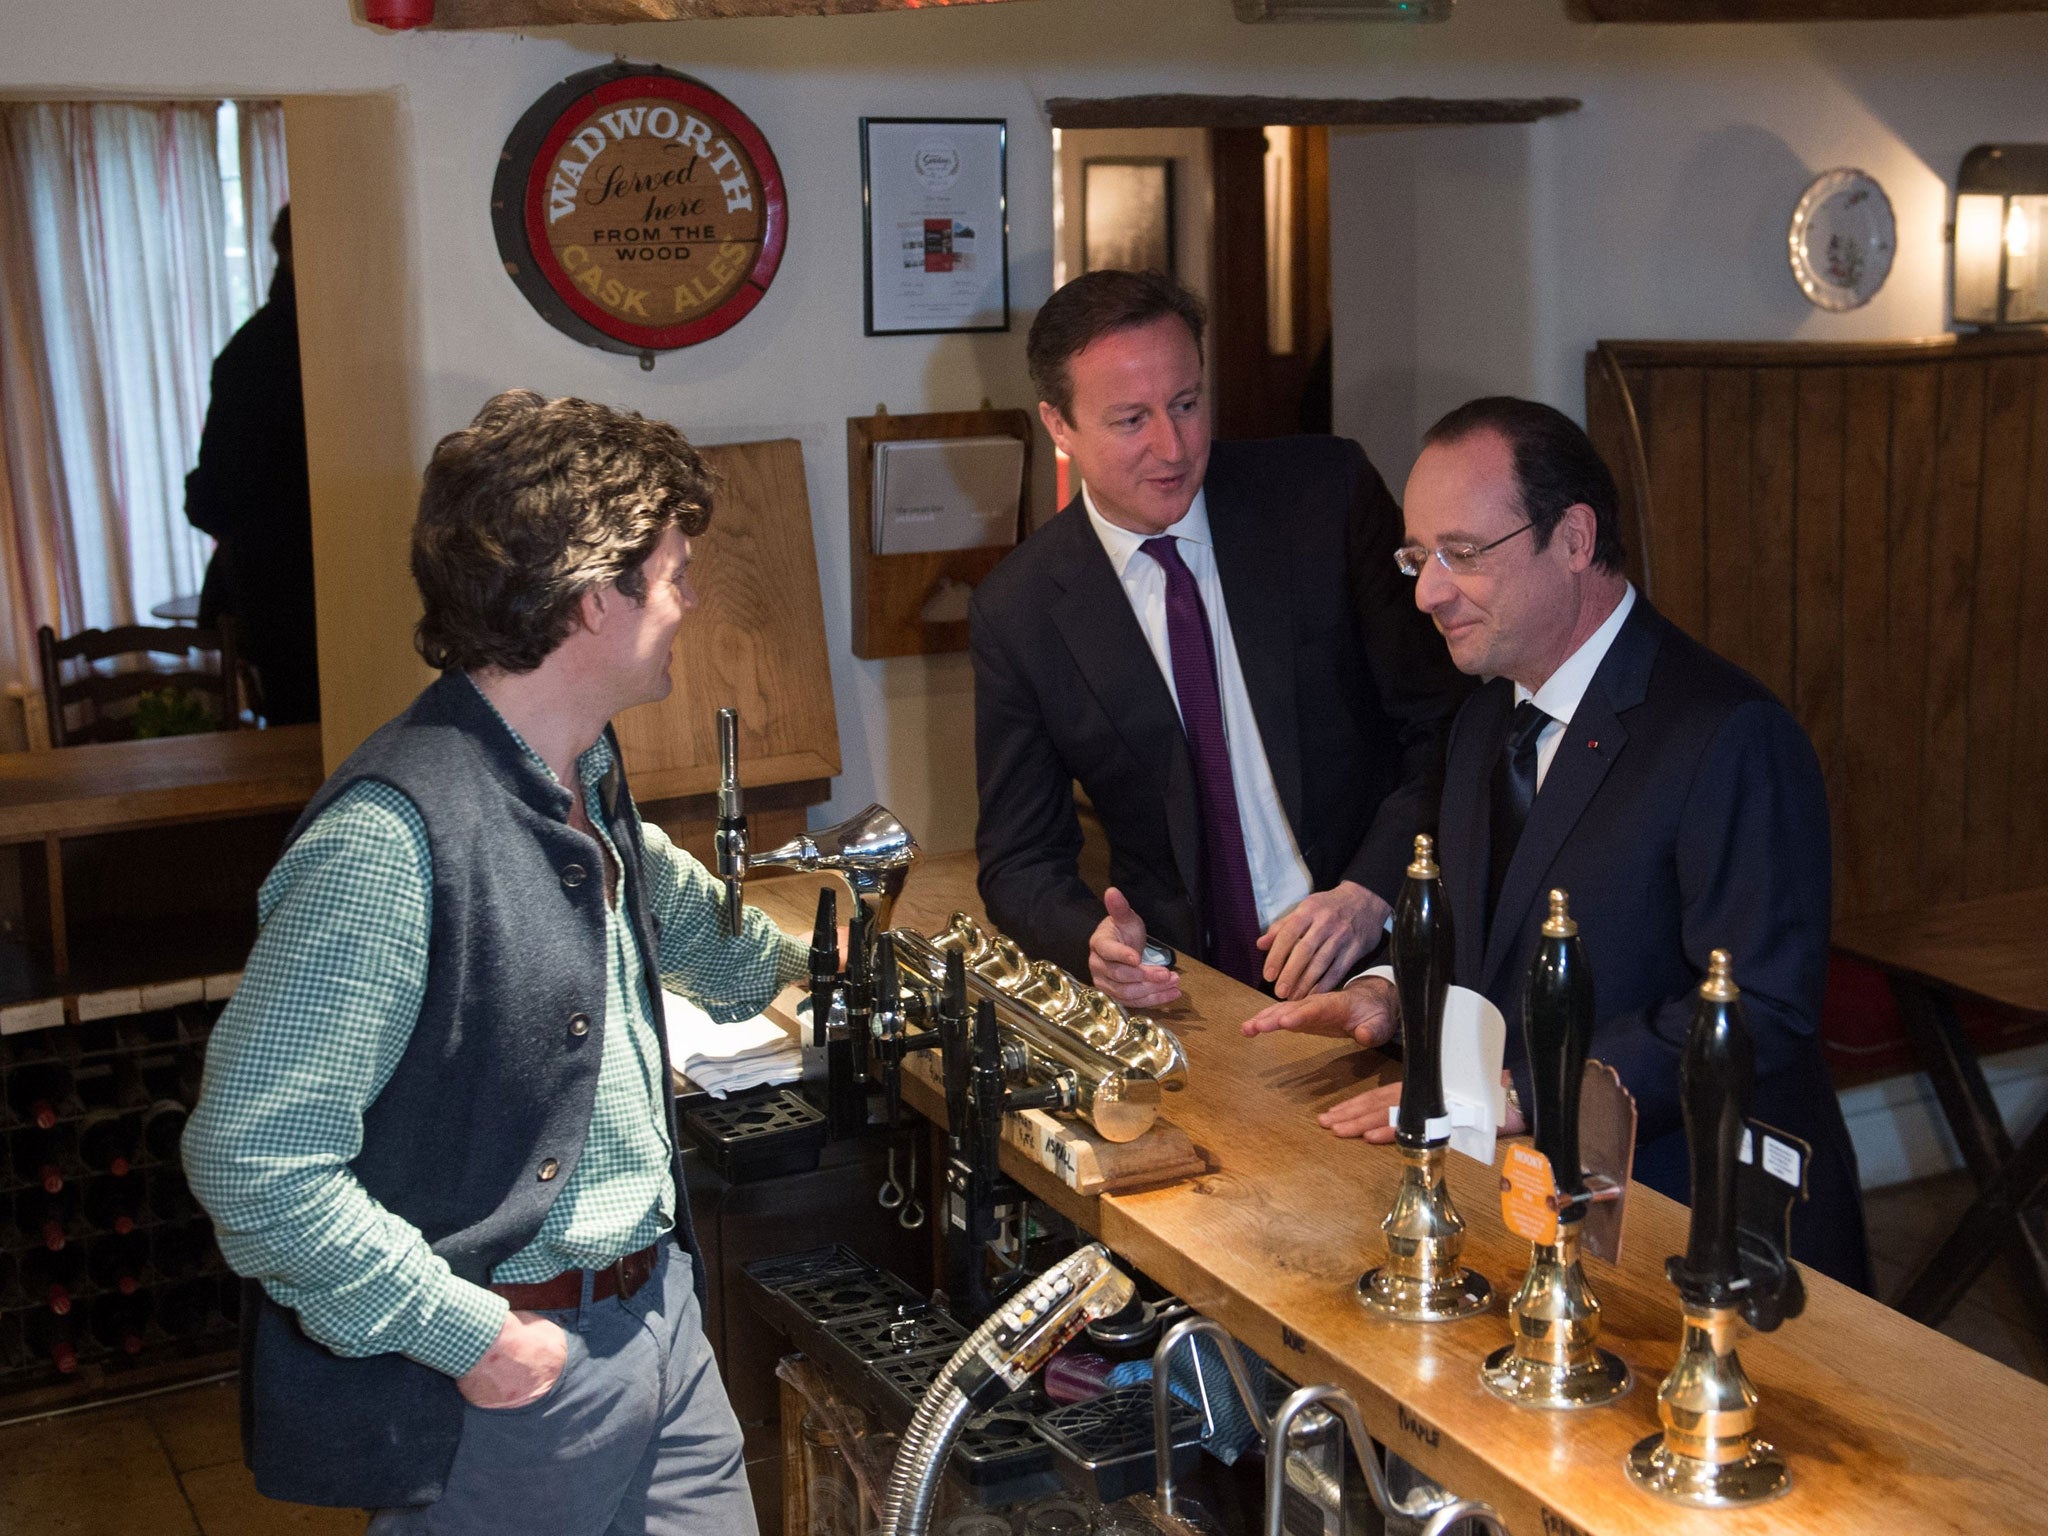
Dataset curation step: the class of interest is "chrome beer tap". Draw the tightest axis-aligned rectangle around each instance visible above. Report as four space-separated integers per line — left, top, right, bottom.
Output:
1358 835 1492 1322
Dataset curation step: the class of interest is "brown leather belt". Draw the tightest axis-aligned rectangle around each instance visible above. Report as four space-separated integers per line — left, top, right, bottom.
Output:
488 1244 660 1312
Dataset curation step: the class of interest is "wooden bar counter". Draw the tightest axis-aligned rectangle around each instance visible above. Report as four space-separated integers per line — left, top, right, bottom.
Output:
750 851 2048 1536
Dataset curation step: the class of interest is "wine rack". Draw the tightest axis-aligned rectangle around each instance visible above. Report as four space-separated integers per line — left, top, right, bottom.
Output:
0 1001 238 1414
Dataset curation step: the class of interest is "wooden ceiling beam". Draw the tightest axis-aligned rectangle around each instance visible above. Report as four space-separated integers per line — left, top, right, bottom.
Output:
428 0 1031 27
1046 95 1581 130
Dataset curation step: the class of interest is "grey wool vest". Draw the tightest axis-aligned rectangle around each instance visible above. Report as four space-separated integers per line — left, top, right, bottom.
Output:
239 671 704 1510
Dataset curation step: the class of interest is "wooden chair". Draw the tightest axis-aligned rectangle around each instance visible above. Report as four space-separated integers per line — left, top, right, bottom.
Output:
36 618 242 747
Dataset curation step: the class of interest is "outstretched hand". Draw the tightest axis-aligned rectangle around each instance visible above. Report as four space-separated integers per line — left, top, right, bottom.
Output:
1256 882 1390 999
1240 974 1397 1049
1087 887 1181 1008
1317 1069 1528 1144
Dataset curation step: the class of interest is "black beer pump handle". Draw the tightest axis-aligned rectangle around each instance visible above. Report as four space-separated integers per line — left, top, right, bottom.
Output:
1392 835 1453 1145
1523 889 1592 1206
971 997 1004 1192
939 951 972 1144
875 932 902 1128
1674 949 1753 1307
808 887 838 1051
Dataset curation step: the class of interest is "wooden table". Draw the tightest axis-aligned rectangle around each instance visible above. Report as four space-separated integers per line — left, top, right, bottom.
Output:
753 852 2048 1536
1834 888 2048 1354
0 725 325 1009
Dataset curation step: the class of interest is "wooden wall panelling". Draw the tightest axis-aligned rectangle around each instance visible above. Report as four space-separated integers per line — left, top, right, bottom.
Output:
1645 368 1707 637
846 410 1032 659
1588 334 2048 924
1793 369 1848 838
2011 357 2048 881
1701 368 1755 679
1838 366 1895 920
1923 361 1987 905
1967 357 2037 897
1583 356 1651 593
1747 368 1801 709
1883 365 1940 902
612 438 840 803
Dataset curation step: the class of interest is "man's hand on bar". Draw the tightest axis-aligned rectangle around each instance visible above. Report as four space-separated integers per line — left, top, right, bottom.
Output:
1241 972 1397 1049
457 1310 569 1410
1318 1069 1529 1144
1088 887 1181 1008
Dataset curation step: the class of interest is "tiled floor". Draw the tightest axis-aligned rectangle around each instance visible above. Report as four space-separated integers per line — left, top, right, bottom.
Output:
0 1378 364 1536
1 1172 2042 1533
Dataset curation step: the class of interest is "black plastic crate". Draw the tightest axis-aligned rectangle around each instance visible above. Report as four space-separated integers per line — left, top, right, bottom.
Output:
951 1395 1060 1503
681 1087 826 1183
773 1266 925 1328
1037 1385 1204 1503
826 1306 967 1364
743 1244 872 1293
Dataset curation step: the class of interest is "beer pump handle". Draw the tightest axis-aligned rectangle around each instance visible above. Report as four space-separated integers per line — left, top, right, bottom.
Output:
875 932 903 1128
939 952 972 1143
1523 890 1592 1207
845 899 874 1085
714 708 747 938
808 887 838 1051
1673 950 1753 1309
1391 835 1454 1145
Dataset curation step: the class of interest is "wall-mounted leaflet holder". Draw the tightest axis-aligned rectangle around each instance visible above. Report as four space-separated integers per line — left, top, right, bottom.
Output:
849 407 1032 658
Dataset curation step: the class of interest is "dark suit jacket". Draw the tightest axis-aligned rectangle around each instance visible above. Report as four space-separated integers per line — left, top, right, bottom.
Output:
970 435 1471 980
1440 595 1869 1289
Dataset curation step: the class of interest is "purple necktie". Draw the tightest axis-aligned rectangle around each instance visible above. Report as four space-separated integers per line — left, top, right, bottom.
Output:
1140 537 1264 988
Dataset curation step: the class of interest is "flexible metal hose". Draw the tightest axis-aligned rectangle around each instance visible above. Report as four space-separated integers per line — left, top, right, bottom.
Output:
880 1244 1135 1536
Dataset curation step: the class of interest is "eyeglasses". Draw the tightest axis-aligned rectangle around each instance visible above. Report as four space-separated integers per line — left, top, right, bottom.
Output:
1394 521 1534 578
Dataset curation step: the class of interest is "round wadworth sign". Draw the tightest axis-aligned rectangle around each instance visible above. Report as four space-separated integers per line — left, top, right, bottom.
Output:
493 65 786 359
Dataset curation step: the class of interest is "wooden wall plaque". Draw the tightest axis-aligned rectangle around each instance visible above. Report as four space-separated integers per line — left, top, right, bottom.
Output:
847 408 1032 659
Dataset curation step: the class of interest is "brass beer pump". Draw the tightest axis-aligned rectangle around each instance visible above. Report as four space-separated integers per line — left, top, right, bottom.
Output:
1479 890 1631 1407
1625 950 1793 1507
1357 835 1493 1322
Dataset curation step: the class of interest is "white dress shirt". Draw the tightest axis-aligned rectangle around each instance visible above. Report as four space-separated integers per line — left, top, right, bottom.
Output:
1083 485 1314 931
1517 583 1637 791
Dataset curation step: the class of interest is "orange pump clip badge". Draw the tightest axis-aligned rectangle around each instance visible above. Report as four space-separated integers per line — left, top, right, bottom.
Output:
1500 1143 1560 1246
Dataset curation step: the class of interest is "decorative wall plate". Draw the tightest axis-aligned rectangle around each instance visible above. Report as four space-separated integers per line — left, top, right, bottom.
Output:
1787 168 1895 312
493 63 786 361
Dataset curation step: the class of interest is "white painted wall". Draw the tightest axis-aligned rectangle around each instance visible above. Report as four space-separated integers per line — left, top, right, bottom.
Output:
5 0 2048 862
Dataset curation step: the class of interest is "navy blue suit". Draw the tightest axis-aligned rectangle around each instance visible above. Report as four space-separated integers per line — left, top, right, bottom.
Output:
1442 596 1870 1290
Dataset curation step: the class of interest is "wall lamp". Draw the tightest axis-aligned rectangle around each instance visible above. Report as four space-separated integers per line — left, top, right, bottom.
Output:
1953 145 2048 329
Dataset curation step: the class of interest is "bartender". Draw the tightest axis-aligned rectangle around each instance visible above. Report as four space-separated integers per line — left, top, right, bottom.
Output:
970 269 1469 1008
1241 396 1870 1290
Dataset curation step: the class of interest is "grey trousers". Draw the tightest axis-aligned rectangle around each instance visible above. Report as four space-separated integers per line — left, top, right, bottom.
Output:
369 1246 757 1536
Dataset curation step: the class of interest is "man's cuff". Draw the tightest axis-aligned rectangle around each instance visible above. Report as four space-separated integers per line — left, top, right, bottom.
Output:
405 1279 510 1379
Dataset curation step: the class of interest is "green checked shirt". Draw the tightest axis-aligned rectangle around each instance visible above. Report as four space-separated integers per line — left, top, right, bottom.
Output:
186 686 807 1380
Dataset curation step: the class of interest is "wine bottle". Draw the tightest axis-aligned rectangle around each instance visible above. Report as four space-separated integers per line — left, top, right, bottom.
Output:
22 1309 79 1374
153 1276 218 1337
141 1099 189 1163
16 1124 76 1193
151 1218 214 1280
19 1247 83 1316
89 1292 150 1358
84 1171 145 1236
87 1230 150 1296
7 1062 73 1129
77 1111 141 1177
24 1185 79 1250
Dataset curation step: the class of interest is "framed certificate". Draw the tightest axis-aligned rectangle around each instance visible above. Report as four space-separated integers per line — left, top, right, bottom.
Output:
861 117 1010 336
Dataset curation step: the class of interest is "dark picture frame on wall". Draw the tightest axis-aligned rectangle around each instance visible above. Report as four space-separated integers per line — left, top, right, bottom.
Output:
861 117 1011 335
1081 157 1176 277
